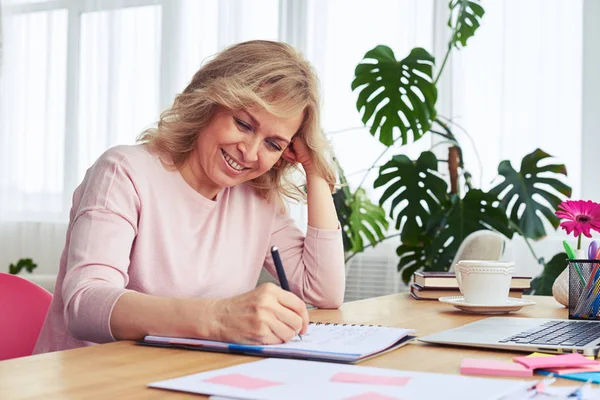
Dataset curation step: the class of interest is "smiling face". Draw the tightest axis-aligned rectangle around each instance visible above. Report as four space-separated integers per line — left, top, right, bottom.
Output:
181 106 304 199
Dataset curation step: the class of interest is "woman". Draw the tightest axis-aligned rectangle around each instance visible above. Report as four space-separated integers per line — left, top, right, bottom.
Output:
34 40 345 354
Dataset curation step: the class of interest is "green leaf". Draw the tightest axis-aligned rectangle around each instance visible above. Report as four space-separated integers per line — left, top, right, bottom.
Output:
489 149 572 240
348 189 389 253
397 240 430 285
352 46 437 146
374 151 448 245
528 253 568 295
426 190 513 271
8 258 38 275
448 0 485 48
396 244 426 284
333 189 353 253
333 159 358 253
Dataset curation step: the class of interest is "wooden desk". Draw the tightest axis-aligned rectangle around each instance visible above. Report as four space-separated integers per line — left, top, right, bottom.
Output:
0 294 571 399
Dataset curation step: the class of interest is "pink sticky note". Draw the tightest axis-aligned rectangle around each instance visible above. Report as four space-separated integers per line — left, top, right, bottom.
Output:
460 358 533 377
513 353 599 370
204 373 282 390
331 372 411 386
344 393 403 400
544 364 600 374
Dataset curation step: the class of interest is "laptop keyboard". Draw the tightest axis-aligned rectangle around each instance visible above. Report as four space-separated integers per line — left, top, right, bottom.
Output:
500 320 600 347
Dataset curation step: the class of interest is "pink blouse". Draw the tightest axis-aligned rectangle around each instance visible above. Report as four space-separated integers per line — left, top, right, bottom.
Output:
34 144 345 354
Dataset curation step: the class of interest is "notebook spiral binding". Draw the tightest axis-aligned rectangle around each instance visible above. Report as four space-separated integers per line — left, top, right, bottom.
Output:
309 322 383 327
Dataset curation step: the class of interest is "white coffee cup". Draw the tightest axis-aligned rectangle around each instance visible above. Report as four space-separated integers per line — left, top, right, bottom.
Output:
455 260 515 305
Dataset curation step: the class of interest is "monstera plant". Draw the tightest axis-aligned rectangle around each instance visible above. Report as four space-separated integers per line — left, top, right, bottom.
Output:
335 0 571 294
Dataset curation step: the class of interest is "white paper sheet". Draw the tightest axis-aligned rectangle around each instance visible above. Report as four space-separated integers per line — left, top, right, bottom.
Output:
209 386 600 400
149 358 525 400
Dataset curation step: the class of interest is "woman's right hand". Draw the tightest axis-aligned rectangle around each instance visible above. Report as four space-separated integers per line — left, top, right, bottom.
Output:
205 283 309 345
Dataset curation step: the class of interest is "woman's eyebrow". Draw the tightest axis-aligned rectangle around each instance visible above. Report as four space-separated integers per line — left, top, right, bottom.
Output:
272 135 290 145
243 110 291 145
242 110 260 127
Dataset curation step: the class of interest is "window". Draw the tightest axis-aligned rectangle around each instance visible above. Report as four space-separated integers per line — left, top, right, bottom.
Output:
0 0 280 279
451 0 583 199
0 0 591 299
77 5 162 180
1 7 67 219
306 0 435 196
0 0 279 222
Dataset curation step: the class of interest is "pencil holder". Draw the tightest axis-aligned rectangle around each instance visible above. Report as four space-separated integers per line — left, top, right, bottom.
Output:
568 259 600 320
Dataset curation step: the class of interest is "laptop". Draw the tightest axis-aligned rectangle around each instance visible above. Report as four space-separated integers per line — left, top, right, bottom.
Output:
419 317 600 356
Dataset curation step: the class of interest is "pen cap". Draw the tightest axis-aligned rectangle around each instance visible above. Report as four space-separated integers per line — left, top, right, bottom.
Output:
271 246 290 290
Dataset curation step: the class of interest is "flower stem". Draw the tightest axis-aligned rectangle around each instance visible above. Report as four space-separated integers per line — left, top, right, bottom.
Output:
577 234 582 251
508 220 541 263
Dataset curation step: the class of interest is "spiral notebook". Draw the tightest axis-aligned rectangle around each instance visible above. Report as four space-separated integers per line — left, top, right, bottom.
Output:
139 322 416 363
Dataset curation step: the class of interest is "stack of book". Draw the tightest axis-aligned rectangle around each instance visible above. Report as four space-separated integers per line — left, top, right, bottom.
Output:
410 271 531 300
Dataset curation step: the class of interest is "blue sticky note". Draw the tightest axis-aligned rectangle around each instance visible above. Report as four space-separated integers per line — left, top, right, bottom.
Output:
539 369 600 384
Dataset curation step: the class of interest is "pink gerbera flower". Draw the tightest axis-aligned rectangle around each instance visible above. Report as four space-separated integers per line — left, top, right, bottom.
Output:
555 200 600 238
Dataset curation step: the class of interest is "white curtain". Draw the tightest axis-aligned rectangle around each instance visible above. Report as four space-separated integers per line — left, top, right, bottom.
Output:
0 0 590 298
307 0 435 187
304 0 435 300
452 1 582 195
0 0 279 289
449 0 584 278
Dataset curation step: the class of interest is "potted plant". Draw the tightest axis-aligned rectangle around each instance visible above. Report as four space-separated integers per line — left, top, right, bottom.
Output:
334 0 571 294
8 258 38 275
551 200 600 305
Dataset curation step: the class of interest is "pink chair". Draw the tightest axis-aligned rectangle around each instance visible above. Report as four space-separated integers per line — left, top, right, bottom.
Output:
0 272 52 360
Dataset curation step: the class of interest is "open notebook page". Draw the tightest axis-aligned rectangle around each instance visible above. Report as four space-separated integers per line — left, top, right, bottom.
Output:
144 323 414 358
257 323 413 356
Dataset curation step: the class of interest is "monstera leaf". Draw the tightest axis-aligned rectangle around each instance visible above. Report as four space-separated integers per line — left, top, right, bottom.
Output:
489 149 572 240
396 231 438 284
427 190 513 272
374 151 448 245
448 0 485 48
528 253 569 295
352 46 437 146
347 189 389 253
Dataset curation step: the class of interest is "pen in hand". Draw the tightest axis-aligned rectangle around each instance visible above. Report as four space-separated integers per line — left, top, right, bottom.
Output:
271 246 303 341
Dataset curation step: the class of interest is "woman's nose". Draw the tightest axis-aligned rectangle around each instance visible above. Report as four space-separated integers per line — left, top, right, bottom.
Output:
237 139 260 163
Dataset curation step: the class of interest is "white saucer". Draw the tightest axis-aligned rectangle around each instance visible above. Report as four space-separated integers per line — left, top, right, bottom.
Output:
438 296 536 315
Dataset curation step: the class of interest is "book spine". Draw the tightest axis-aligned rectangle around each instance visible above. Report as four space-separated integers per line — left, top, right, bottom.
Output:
412 283 526 292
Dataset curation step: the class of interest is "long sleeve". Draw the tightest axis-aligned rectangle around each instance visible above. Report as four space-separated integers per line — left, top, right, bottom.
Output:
263 211 346 308
62 152 140 343
34 144 345 354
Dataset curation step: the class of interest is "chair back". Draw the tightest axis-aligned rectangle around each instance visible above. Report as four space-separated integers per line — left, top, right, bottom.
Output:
449 230 507 271
0 272 52 360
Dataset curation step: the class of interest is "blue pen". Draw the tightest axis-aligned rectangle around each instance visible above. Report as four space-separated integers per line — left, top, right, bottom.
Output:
584 268 600 317
271 246 303 340
567 379 591 399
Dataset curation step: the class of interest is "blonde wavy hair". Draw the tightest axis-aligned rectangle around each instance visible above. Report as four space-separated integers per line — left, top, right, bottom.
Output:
138 40 336 206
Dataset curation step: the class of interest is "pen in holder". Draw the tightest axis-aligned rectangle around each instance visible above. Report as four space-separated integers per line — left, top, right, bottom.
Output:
569 259 600 320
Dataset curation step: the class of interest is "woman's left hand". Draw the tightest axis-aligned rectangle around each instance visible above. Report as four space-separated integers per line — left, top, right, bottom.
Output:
282 137 315 174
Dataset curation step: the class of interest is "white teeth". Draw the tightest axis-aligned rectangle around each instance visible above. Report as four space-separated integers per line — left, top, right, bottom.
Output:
222 150 246 171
